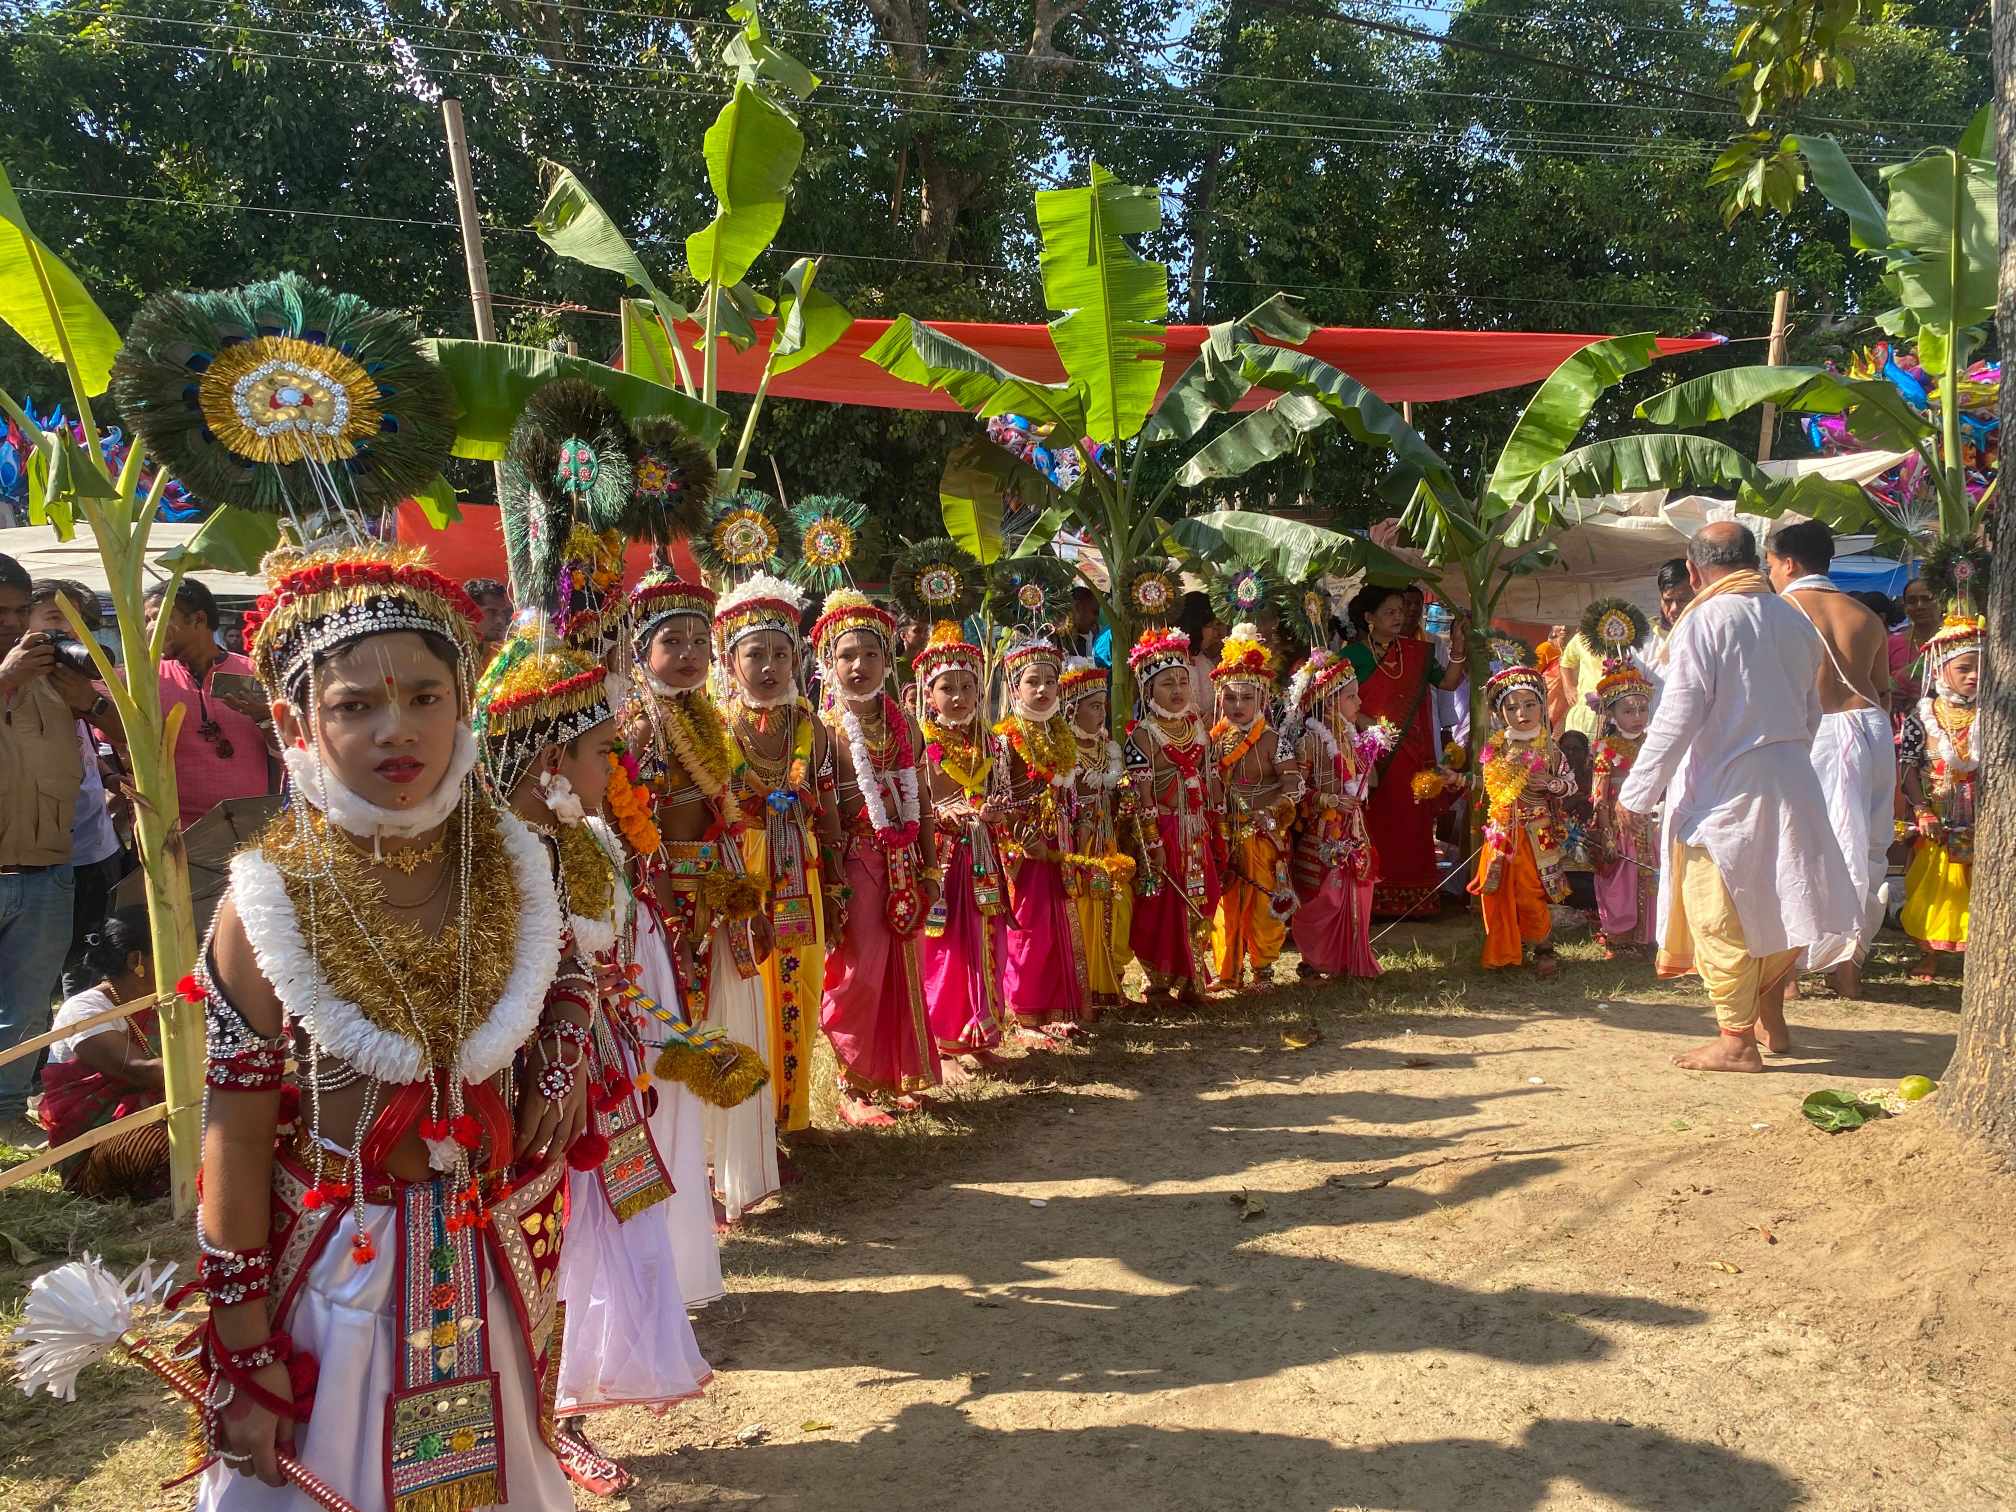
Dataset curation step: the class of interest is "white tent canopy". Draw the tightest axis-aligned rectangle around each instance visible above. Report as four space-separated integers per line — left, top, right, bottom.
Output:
1369 450 1908 623
0 523 267 599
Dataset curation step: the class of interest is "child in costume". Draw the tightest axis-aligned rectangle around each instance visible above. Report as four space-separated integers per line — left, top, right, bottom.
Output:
1900 615 1982 975
1208 623 1299 987
1471 662 1576 976
813 588 942 1124
993 633 1096 1038
714 574 837 1141
624 571 776 1229
1063 657 1138 1011
191 544 608 1510
1585 658 1659 956
1286 650 1392 979
915 623 1012 1073
1125 628 1222 1002
472 632 711 1423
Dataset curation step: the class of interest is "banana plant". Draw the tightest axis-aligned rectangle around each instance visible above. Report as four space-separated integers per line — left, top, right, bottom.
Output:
861 163 1423 728
532 2 848 486
1643 107 1995 550
0 159 202 1213
1251 331 1868 770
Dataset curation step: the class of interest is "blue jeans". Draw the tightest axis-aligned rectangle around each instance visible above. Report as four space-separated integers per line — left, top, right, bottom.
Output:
0 865 76 1119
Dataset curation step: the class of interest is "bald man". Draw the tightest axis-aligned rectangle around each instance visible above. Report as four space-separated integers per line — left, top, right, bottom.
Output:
1617 522 1860 1072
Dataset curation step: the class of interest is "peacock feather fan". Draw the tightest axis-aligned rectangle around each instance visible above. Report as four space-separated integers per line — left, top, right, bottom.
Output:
1576 596 1650 658
1288 578 1336 649
625 415 718 545
1123 563 1183 628
1208 555 1288 629
1487 631 1537 673
986 553 1077 630
690 489 800 586
788 493 867 593
500 379 634 618
1921 537 1993 616
889 536 983 626
108 272 456 518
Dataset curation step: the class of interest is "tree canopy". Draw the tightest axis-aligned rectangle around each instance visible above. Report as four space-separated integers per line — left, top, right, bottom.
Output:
0 0 1990 551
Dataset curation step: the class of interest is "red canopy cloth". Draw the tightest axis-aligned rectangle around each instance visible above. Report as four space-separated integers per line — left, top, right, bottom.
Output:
673 320 1722 408
396 500 697 589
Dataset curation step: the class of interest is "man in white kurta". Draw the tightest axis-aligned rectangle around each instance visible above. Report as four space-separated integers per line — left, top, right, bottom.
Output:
1616 523 1860 1072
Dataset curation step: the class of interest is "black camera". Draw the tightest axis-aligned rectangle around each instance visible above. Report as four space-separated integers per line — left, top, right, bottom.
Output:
45 634 100 676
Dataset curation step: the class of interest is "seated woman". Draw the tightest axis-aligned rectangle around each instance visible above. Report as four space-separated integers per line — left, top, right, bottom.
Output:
37 907 168 1201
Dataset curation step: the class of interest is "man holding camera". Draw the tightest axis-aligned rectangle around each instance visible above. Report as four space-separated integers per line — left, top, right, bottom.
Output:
0 553 102 1140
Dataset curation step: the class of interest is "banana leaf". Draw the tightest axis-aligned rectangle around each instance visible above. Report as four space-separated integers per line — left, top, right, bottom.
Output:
862 316 1090 445
684 82 804 291
721 0 819 99
1881 150 1997 332
1529 434 1781 515
1484 333 1661 510
1169 509 1418 585
1172 390 1334 488
1789 134 1890 251
1397 475 1491 565
412 473 461 528
1237 347 1461 506
157 503 283 575
1141 293 1316 447
424 339 726 460
533 161 693 326
768 258 851 377
1035 163 1168 445
0 160 121 399
1635 365 1931 452
938 437 1013 565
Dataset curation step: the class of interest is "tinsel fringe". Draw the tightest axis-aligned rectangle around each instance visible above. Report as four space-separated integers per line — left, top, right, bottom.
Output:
654 1040 770 1109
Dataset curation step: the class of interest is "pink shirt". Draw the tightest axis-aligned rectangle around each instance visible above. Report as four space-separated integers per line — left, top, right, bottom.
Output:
159 650 272 827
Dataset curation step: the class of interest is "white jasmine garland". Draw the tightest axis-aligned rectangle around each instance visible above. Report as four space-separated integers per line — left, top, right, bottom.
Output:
840 701 921 840
1078 737 1124 791
537 768 587 824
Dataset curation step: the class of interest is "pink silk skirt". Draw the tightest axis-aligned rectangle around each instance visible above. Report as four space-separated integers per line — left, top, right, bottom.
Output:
1002 856 1091 1024
820 843 939 1093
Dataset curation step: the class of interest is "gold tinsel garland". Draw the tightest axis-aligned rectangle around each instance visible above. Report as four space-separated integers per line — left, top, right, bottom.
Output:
262 805 518 1068
555 821 617 926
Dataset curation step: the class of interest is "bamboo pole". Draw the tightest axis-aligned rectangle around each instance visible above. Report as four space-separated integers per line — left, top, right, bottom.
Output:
1755 289 1792 463
441 97 508 512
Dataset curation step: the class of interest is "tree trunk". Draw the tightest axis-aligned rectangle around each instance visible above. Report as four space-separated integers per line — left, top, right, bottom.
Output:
1936 2 2016 1158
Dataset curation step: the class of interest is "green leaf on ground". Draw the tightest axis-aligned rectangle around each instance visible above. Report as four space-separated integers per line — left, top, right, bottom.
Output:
1800 1089 1890 1134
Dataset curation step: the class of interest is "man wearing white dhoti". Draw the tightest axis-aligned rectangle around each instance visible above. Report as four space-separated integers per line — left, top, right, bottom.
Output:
1766 520 1896 998
1616 524 1861 1073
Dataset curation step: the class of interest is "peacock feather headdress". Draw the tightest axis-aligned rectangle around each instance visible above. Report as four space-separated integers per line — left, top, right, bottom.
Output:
1208 555 1288 629
626 415 718 547
108 272 456 523
889 537 983 627
788 493 867 594
1122 563 1182 628
499 379 634 643
1921 537 1992 617
691 489 800 585
986 554 1077 631
1577 597 1650 660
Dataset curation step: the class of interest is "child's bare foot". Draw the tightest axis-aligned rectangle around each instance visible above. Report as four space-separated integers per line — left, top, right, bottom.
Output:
1673 1033 1764 1072
968 1047 1015 1070
1830 961 1862 999
936 1055 975 1086
891 1092 934 1114
1910 952 1938 981
838 1091 895 1127
1532 950 1559 980
1782 975 1802 1002
1016 1025 1063 1050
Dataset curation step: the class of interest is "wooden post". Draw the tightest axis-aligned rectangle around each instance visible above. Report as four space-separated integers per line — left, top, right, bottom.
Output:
440 96 507 512
441 98 495 342
1756 289 1792 463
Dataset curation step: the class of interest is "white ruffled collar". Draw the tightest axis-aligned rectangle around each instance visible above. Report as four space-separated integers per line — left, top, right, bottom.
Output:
281 727 479 843
229 803 561 1086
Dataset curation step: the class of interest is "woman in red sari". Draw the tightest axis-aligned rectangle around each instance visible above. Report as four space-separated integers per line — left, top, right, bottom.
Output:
1342 586 1468 917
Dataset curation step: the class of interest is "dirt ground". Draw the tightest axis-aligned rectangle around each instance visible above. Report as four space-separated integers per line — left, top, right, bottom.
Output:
4 917 2013 1511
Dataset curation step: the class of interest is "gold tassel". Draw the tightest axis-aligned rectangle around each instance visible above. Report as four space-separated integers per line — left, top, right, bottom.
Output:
653 1039 769 1109
609 1184 671 1223
394 1472 501 1512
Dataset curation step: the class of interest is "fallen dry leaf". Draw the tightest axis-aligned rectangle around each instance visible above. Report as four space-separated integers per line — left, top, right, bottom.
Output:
1229 1190 1267 1220
1755 1225 1777 1245
799 1420 834 1433
1325 1174 1394 1192
1281 1025 1323 1051
1708 1260 1742 1275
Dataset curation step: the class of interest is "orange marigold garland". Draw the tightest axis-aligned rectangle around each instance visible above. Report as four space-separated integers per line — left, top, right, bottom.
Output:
606 748 662 856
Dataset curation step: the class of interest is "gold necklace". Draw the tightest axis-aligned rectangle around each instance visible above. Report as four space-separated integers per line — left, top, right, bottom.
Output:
376 832 445 876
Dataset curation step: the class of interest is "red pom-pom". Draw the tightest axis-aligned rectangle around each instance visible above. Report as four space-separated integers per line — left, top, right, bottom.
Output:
566 1131 610 1170
450 1114 481 1148
491 1178 513 1202
418 1116 447 1141
275 1085 301 1128
175 973 205 1005
301 1187 324 1211
286 1344 319 1414
350 1237 375 1265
